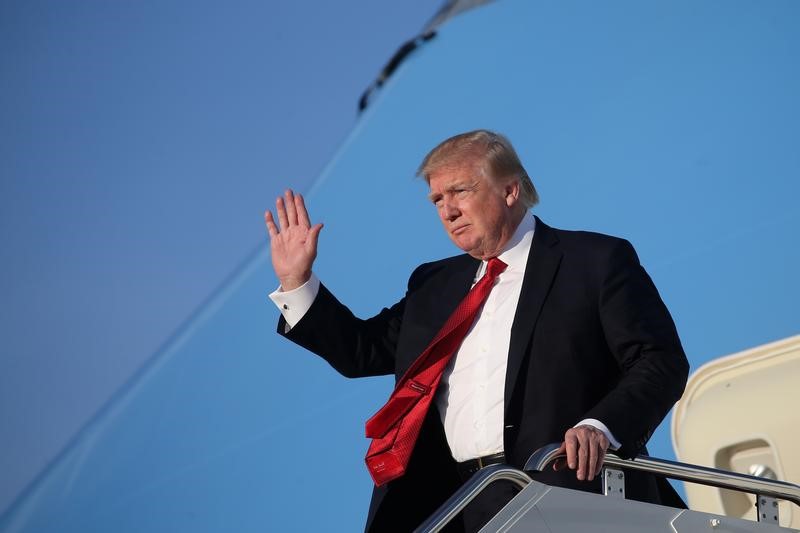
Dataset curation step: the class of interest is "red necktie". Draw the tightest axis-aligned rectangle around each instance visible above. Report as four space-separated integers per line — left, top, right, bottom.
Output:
364 257 508 486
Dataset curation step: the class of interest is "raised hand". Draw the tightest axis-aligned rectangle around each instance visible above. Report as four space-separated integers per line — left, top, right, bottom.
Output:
264 189 323 291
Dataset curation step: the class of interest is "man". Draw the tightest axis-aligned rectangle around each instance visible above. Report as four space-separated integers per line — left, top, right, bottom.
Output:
265 130 689 532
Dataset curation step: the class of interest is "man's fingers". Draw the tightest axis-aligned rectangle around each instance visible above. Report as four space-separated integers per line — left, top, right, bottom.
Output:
284 189 299 226
587 437 599 480
589 429 609 480
296 193 311 228
307 223 324 254
576 431 589 480
593 448 607 481
564 432 578 470
562 426 611 481
276 196 289 230
264 210 278 238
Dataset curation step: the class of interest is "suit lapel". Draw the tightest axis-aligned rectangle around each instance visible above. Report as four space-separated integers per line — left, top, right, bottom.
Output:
396 254 479 378
428 254 479 331
504 217 562 416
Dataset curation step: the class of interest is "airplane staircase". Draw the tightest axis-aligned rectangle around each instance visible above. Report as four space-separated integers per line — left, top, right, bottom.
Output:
416 443 800 532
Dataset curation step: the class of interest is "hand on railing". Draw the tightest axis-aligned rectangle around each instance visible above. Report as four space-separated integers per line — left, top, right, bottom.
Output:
524 442 800 509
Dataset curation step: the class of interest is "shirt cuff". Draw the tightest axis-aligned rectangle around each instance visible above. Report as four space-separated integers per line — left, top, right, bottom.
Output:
575 418 621 450
268 273 320 329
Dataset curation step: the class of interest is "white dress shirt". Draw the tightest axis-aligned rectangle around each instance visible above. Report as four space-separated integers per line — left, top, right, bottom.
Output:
432 215 534 460
269 214 619 461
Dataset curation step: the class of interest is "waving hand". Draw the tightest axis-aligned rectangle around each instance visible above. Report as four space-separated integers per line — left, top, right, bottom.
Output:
264 189 323 291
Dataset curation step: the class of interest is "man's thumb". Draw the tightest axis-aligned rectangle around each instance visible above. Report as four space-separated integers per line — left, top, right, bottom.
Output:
308 223 324 247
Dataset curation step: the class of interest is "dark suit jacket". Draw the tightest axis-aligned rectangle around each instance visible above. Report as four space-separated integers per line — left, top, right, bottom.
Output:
279 217 689 532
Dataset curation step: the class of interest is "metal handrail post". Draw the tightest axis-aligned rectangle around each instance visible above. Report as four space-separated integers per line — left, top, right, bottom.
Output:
414 464 532 533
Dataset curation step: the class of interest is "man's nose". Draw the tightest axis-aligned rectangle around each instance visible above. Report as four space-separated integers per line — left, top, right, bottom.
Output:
441 201 460 221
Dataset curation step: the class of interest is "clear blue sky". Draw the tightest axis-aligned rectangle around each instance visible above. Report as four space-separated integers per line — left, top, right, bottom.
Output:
2 1 799 532
0 0 437 515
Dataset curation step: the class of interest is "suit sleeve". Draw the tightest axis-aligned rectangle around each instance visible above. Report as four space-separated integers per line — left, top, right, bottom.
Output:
277 282 404 379
583 239 689 458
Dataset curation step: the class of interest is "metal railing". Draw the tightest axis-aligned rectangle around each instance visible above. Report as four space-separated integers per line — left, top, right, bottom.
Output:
414 465 532 533
526 443 800 509
416 443 800 531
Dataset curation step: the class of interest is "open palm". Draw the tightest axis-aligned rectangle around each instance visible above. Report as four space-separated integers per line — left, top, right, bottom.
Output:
264 190 323 291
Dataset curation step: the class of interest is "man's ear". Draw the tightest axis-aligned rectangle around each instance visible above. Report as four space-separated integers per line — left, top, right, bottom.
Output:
505 179 521 207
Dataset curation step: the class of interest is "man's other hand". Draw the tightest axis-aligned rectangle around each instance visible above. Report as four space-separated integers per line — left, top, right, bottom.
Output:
264 189 323 291
553 425 610 481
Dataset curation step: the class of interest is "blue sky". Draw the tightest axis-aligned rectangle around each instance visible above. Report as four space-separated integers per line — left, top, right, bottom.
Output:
0 0 436 515
2 1 799 531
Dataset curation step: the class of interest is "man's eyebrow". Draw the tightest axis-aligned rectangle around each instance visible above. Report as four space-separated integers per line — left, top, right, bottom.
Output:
446 181 478 193
427 180 478 202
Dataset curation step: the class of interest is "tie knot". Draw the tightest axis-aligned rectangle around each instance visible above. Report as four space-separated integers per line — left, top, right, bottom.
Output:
485 257 507 279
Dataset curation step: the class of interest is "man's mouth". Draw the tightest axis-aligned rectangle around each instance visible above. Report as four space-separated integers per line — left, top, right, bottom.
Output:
451 224 470 235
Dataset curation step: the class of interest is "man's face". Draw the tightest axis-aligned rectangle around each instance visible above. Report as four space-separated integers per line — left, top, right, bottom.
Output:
427 156 519 260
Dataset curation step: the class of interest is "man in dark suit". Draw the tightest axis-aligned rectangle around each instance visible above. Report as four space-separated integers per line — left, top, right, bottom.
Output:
265 130 689 532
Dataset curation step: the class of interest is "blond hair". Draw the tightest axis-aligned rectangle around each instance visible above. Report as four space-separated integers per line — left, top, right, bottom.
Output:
416 129 539 208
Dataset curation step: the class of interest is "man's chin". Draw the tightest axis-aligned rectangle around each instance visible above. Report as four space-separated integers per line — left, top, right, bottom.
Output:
450 238 482 257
